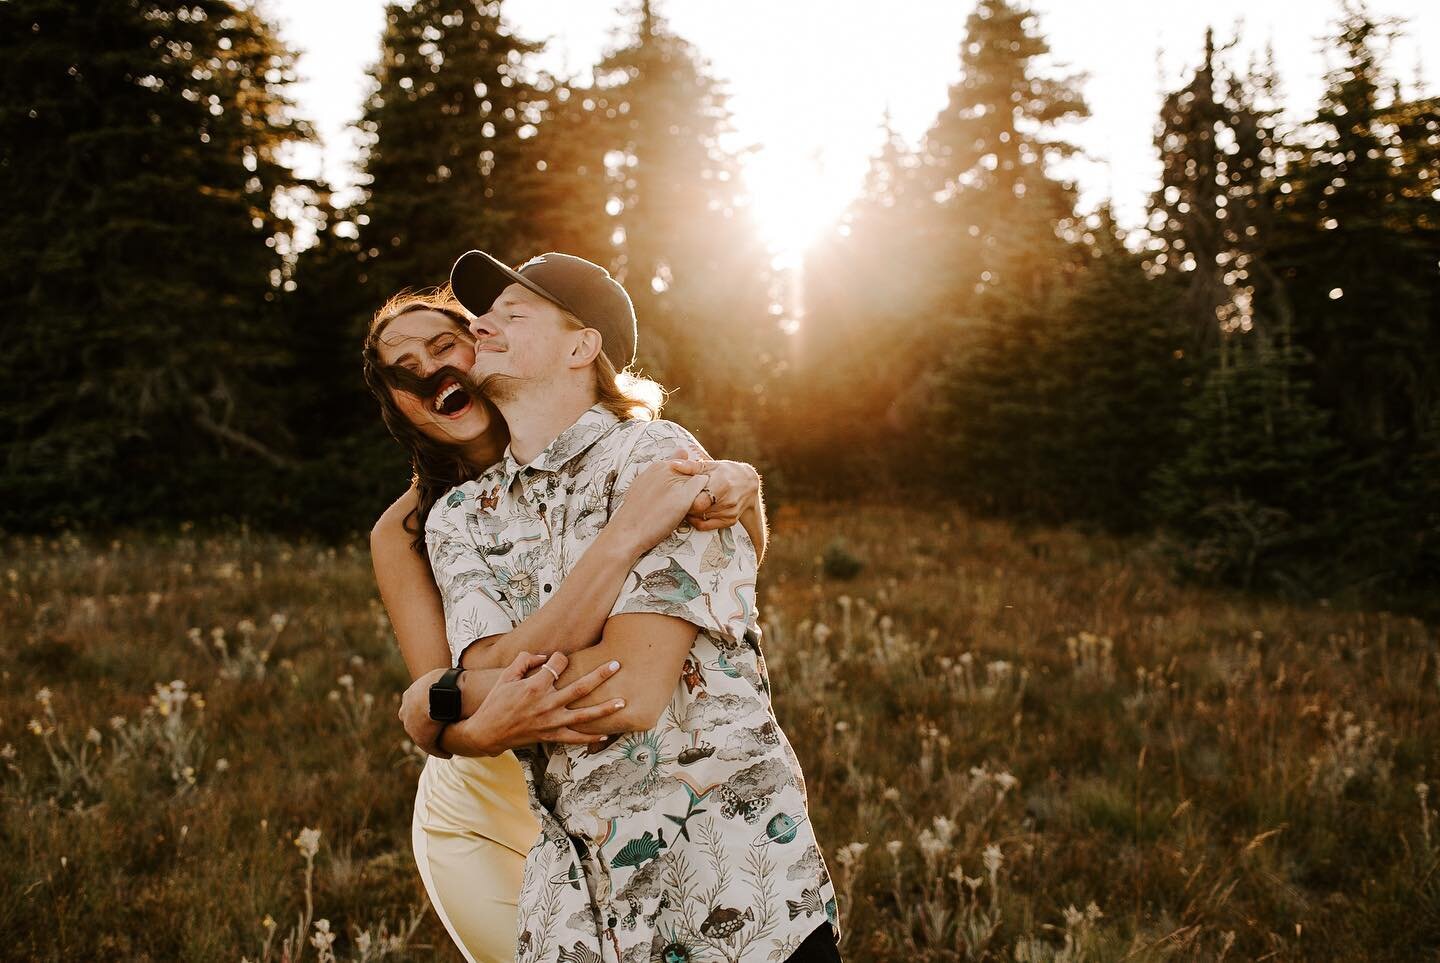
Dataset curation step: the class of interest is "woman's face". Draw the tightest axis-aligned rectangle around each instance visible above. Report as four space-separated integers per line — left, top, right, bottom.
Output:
374 309 495 446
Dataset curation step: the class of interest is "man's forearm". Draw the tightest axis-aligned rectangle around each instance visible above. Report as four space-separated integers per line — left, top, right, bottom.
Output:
551 615 697 736
461 528 644 672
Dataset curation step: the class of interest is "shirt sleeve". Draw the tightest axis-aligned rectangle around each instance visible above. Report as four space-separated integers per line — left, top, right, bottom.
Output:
606 420 758 646
424 489 516 664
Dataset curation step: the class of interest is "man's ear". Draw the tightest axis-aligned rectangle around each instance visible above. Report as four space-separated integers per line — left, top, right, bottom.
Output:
567 327 604 369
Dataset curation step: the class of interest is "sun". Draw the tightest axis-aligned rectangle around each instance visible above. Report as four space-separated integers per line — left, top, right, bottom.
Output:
742 145 853 269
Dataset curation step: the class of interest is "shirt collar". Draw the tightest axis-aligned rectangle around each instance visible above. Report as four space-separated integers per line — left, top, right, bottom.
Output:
496 403 622 483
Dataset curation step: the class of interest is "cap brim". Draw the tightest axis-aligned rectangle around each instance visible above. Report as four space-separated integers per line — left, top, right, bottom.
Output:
450 250 574 317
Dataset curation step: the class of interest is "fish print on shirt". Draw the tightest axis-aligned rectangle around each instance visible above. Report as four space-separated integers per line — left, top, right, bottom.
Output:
425 405 840 963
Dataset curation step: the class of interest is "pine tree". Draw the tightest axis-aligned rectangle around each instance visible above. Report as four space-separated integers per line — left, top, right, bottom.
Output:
1269 2 1432 449
1043 205 1192 530
516 77 615 264
1149 328 1343 592
921 0 1090 507
0 0 310 528
922 0 1088 304
352 0 547 302
1145 31 1295 357
589 1 774 435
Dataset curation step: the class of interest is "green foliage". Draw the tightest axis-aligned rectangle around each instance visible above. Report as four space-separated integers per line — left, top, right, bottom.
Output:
1144 8 1440 595
352 0 550 298
1033 209 1192 531
1149 330 1343 593
0 0 311 528
1267 6 1436 450
821 538 864 580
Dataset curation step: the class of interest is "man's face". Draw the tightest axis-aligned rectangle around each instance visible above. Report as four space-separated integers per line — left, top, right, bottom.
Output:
467 282 579 399
375 309 495 445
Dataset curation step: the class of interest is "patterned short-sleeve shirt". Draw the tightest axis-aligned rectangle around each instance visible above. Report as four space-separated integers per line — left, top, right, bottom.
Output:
426 404 840 963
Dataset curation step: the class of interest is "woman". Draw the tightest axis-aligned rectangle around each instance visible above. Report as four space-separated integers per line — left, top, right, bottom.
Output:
362 287 767 963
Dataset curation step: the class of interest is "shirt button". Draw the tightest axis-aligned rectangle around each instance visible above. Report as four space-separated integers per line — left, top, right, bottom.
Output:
543 583 552 594
537 502 547 513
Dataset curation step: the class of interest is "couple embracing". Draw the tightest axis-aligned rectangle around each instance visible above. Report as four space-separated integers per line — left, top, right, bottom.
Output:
363 250 841 963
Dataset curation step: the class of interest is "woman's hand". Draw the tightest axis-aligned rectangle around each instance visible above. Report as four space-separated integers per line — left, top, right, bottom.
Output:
605 451 711 556
674 457 760 532
438 652 629 757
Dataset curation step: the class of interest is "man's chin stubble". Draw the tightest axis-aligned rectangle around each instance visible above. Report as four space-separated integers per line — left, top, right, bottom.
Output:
471 370 522 403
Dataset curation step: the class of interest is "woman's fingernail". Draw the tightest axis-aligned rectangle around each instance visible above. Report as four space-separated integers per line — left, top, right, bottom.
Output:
614 699 626 709
608 660 620 672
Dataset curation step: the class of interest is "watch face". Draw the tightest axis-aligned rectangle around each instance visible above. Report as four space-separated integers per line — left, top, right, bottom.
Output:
429 686 462 722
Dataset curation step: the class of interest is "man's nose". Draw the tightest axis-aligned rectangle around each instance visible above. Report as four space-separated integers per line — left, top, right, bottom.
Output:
468 312 499 342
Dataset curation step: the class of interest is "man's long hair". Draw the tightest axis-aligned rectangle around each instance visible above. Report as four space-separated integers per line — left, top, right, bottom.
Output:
559 309 666 422
361 286 499 553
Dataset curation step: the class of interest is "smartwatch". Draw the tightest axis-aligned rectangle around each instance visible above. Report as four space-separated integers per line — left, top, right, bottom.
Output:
428 666 466 723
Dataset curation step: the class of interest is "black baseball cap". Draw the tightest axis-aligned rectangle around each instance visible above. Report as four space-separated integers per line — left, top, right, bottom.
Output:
449 251 637 368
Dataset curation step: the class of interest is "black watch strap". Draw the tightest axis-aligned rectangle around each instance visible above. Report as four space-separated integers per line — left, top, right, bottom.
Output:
428 666 466 723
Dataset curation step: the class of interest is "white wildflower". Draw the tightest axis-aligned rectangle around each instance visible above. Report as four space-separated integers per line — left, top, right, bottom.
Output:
836 841 868 871
294 827 321 859
983 843 1003 876
918 828 945 862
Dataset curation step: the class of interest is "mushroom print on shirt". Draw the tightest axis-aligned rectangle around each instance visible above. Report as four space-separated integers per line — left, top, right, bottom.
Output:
425 405 840 963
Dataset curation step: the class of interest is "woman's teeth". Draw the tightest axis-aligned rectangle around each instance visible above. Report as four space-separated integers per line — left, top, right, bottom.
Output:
433 383 464 413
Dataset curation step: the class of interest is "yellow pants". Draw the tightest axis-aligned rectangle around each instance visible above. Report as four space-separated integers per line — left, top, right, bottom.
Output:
411 751 540 963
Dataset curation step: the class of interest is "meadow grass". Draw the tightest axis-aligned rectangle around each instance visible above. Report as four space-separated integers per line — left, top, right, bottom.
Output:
2 503 1436 961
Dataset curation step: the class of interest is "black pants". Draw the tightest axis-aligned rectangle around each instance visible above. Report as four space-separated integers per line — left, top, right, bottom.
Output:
785 922 842 963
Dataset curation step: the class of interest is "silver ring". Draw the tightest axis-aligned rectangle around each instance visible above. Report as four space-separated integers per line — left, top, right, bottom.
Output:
541 664 561 684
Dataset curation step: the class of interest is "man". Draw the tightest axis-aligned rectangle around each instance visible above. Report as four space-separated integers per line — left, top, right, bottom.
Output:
425 251 841 963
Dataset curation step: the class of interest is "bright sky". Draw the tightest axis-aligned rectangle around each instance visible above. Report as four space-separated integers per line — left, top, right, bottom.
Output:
270 0 1436 256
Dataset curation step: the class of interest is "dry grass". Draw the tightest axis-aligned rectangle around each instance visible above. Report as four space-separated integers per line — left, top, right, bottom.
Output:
2 503 1437 961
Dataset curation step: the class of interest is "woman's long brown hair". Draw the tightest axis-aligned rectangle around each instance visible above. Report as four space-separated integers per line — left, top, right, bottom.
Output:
361 287 502 553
